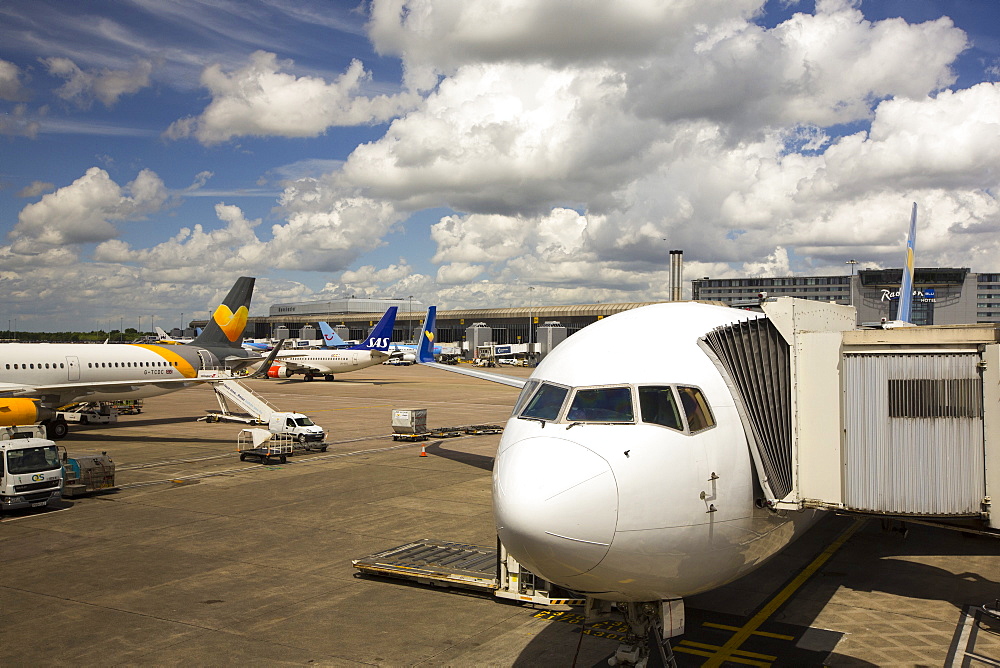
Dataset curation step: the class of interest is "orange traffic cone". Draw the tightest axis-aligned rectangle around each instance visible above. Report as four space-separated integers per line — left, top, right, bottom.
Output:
419 444 428 457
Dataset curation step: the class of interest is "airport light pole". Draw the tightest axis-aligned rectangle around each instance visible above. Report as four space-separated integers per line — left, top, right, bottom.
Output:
408 295 413 342
528 286 535 347
845 259 858 306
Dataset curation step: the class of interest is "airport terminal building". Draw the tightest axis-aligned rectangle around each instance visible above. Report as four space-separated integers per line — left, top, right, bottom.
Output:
192 267 1000 344
693 268 1000 326
234 299 659 346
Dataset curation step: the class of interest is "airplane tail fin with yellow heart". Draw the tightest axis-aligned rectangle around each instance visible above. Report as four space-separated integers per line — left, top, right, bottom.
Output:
189 277 255 349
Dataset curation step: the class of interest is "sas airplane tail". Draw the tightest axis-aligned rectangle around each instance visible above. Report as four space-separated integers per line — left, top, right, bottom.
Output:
417 306 437 363
189 277 255 349
349 307 397 351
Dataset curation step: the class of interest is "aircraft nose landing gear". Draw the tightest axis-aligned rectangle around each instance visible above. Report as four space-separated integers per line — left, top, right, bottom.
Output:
593 599 683 668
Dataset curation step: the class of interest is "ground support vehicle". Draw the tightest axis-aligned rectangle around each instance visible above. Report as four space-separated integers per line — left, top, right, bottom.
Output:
429 427 465 438
391 432 429 442
237 429 294 464
0 426 63 512
202 379 326 445
463 425 503 435
60 449 116 497
58 403 118 425
353 539 584 606
113 400 143 415
391 408 428 441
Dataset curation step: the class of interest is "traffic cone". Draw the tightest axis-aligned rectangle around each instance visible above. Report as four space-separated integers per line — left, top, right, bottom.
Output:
420 444 428 457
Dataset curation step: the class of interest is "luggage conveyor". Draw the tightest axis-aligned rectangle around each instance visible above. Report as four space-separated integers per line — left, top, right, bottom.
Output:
353 538 584 606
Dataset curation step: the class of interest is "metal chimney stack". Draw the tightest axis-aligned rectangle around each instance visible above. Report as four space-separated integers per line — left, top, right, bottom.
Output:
669 249 684 301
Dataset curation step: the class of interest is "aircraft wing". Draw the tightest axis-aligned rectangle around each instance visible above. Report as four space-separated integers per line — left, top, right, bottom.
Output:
412 306 527 389
0 377 209 405
419 362 527 389
275 359 323 373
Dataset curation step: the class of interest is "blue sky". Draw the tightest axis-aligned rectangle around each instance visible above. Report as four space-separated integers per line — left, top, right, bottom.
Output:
1 0 998 330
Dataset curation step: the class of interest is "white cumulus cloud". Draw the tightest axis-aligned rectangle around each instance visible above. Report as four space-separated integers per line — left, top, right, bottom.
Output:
10 167 169 249
165 51 418 145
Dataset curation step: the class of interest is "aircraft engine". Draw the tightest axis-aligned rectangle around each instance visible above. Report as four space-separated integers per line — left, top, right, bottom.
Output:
267 365 294 379
0 398 55 427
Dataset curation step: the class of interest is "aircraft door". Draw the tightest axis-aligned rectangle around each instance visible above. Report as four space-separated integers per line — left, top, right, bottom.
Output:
196 349 216 370
65 356 80 381
352 352 359 366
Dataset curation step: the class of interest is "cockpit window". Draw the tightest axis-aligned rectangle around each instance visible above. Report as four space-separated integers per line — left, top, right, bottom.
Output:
566 387 634 423
520 382 569 421
512 379 541 416
638 386 683 431
677 386 715 432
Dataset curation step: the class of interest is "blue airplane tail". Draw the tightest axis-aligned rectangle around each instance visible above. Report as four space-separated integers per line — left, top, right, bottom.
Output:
417 306 437 363
318 321 348 348
897 202 917 324
350 307 397 351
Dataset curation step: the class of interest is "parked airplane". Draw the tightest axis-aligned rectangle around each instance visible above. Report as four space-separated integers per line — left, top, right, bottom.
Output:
410 205 929 663
318 318 442 360
388 340 442 362
266 307 397 380
153 326 198 345
415 301 822 660
0 277 269 438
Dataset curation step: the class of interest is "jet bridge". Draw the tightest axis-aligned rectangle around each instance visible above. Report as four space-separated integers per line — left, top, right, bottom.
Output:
701 298 999 532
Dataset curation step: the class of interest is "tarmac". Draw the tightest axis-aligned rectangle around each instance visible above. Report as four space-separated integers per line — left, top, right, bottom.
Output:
1 363 998 666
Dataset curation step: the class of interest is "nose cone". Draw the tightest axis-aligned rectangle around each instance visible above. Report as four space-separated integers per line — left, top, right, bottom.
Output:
494 436 618 580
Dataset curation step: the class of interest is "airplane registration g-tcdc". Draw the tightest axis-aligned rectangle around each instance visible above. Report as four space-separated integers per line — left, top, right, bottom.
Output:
416 303 819 660
0 277 266 438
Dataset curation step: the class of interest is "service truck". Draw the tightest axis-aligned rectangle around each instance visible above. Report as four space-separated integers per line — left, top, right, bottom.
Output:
0 426 63 512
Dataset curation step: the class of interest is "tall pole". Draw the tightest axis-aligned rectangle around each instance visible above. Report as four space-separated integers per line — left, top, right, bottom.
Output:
845 259 858 306
528 286 535 347
408 295 413 342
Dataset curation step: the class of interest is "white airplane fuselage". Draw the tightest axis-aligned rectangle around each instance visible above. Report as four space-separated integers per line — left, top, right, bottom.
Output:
493 302 820 602
269 349 389 378
0 342 217 404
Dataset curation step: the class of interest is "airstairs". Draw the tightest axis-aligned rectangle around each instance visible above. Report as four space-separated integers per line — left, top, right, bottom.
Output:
205 378 280 424
701 298 999 533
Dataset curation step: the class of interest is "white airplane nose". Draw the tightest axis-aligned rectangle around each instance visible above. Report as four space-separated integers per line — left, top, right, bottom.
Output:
493 435 618 580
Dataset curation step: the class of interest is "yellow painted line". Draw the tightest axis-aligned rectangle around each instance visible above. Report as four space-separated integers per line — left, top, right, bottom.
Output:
673 645 771 666
701 518 865 667
702 622 795 640
678 640 776 660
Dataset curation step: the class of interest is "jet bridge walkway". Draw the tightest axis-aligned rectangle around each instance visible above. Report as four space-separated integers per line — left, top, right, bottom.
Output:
701 298 1000 535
